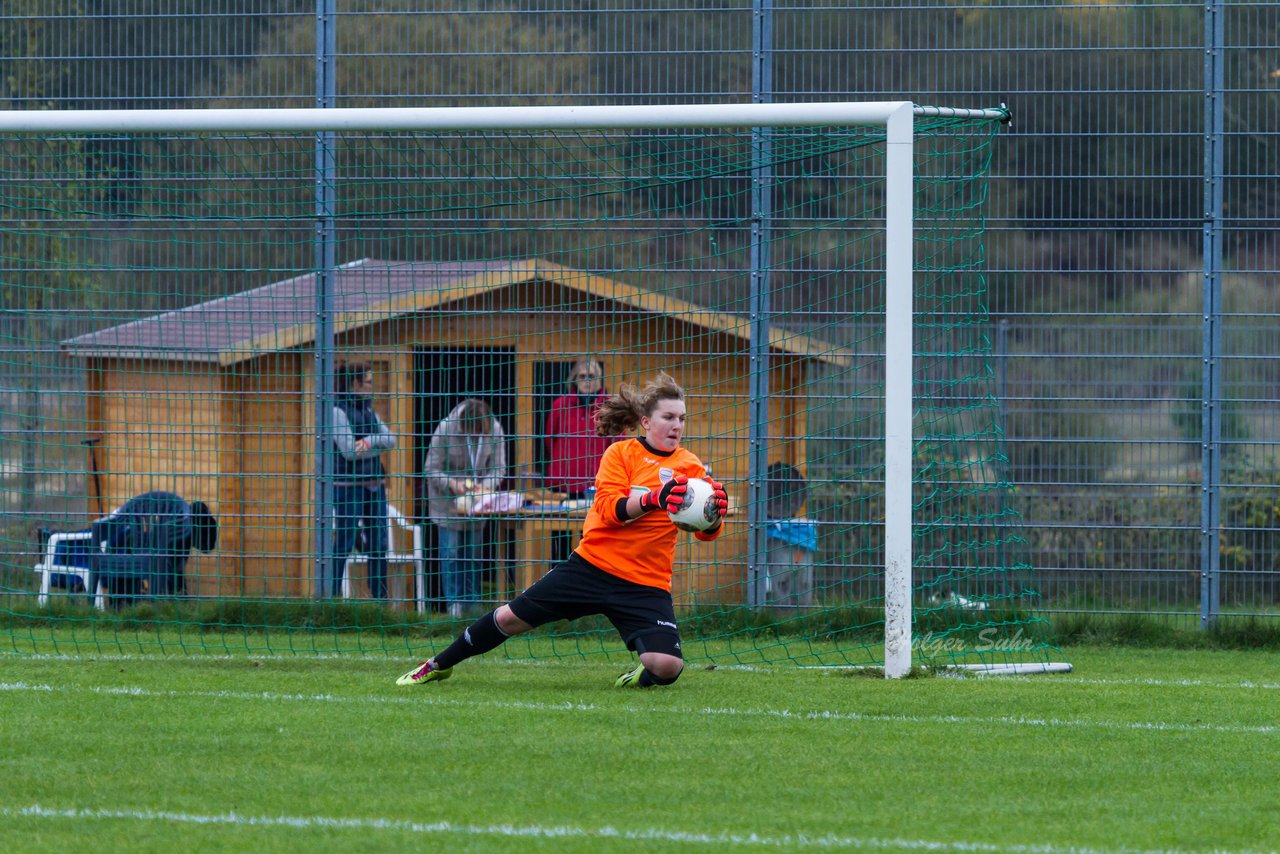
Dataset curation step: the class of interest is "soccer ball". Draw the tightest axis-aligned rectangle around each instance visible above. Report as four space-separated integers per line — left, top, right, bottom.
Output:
668 477 720 532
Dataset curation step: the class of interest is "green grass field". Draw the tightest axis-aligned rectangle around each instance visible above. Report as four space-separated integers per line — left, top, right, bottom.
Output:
1 638 1276 853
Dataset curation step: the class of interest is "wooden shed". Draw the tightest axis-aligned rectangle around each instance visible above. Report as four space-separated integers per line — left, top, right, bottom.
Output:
62 258 845 605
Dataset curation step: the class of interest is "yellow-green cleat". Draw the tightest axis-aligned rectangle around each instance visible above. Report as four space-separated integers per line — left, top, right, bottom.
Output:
396 659 453 687
614 663 645 688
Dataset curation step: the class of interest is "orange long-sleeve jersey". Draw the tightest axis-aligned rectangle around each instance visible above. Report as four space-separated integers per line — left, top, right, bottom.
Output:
574 437 722 591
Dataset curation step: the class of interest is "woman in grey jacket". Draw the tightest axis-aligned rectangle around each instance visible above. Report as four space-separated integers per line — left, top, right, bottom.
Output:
424 397 507 617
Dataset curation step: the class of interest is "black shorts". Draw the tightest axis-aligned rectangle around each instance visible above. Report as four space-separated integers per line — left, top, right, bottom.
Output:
508 552 682 658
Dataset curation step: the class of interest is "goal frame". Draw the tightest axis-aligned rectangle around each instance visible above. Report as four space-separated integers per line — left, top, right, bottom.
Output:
0 101 1009 678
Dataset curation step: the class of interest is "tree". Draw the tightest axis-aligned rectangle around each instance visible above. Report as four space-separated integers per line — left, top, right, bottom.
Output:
0 2 98 527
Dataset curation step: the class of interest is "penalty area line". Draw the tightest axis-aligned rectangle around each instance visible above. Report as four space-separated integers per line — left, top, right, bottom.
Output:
7 652 1279 691
0 804 1230 854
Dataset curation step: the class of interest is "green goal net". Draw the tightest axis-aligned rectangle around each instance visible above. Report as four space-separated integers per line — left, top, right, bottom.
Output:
0 104 1058 673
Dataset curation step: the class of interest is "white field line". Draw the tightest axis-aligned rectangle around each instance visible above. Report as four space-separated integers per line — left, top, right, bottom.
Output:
3 652 1278 692
0 680 1274 736
999 675 1280 691
2 804 1270 854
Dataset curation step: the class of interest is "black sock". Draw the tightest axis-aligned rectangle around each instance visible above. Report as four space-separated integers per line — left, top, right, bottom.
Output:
637 666 682 687
433 610 510 670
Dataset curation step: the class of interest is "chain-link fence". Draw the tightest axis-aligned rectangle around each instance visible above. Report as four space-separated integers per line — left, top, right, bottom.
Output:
1 1 1276 626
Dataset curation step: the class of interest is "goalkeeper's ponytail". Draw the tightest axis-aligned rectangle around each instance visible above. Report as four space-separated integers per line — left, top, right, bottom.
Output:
595 371 684 436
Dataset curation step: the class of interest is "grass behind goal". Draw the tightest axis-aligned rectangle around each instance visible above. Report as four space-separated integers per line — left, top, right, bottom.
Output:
0 105 1052 671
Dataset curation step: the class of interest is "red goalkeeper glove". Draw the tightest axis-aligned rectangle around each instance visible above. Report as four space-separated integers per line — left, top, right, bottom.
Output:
706 477 729 519
640 475 688 514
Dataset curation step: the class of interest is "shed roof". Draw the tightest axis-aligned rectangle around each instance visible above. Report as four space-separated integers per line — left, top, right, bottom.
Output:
61 258 848 367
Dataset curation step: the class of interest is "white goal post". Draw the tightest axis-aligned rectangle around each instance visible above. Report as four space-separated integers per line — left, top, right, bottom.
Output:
0 101 1009 678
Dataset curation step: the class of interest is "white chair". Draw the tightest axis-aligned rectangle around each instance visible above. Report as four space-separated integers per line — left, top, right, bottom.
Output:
341 504 426 612
34 530 107 610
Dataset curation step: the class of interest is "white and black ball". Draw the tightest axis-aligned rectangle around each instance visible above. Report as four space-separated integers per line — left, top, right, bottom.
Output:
667 477 720 532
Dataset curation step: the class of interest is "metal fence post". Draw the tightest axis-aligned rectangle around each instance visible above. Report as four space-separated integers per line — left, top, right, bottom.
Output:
1200 0 1224 628
312 0 338 599
745 0 774 608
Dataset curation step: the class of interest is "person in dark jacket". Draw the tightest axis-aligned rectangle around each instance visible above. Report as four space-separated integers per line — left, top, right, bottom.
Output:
331 362 397 598
89 490 218 604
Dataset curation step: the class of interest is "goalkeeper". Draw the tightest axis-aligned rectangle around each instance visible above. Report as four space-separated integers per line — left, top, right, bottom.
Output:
396 371 728 689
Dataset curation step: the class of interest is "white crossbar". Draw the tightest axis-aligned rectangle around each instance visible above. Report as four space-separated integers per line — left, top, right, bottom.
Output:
0 102 918 133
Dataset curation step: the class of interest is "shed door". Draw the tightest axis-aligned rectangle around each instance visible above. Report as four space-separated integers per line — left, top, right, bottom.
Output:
412 346 516 607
